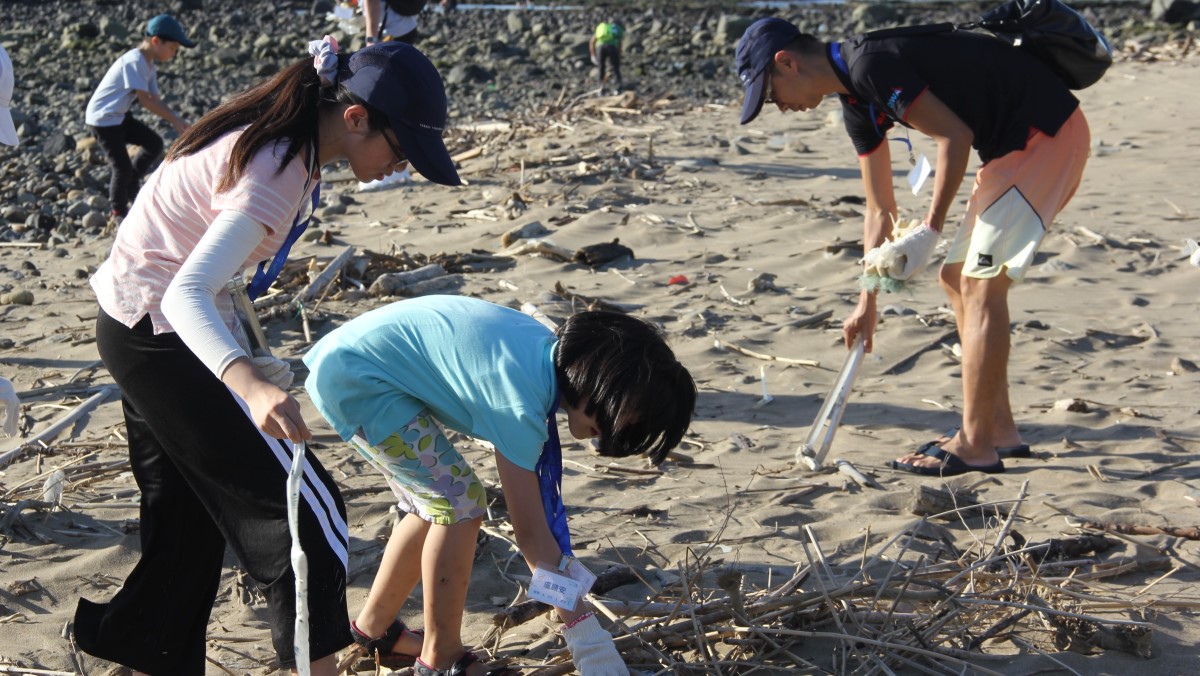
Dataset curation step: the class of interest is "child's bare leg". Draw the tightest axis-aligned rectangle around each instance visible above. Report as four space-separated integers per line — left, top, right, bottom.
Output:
420 517 484 672
301 653 337 676
356 512 430 654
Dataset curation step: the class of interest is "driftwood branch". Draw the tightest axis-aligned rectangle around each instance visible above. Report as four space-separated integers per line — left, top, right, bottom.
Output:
0 386 117 468
295 246 355 303
1072 520 1200 540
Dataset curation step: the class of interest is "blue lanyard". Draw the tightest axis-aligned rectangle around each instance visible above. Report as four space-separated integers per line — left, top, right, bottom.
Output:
867 102 916 164
831 41 848 76
535 388 572 557
246 148 320 301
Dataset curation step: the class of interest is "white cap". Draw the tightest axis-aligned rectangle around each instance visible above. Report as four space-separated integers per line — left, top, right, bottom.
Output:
0 45 18 146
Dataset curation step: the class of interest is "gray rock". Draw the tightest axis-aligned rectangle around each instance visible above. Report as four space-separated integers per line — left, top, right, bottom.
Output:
43 131 76 157
98 16 130 41
715 15 755 44
852 4 901 27
317 203 347 218
66 201 91 217
82 210 108 230
446 63 492 84
26 213 57 232
506 12 528 34
1 206 28 222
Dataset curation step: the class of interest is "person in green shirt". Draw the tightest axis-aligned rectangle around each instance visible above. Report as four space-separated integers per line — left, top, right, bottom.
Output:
589 19 625 93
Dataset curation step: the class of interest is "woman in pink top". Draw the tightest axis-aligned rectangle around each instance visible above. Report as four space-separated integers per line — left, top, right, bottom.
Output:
76 39 460 676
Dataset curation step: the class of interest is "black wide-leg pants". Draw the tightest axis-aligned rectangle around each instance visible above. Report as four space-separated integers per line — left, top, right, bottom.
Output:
74 310 352 675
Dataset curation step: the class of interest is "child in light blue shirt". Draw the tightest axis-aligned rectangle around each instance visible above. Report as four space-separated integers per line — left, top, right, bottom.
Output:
304 295 695 676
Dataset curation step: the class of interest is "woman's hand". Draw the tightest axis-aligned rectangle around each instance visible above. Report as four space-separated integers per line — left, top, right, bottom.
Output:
221 357 311 442
843 292 878 353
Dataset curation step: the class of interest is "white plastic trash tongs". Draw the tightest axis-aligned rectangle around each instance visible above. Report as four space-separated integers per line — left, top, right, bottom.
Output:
796 336 866 470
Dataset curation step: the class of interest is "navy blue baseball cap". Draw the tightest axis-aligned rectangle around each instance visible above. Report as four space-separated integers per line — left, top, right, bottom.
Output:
145 14 196 48
736 18 800 124
340 42 461 186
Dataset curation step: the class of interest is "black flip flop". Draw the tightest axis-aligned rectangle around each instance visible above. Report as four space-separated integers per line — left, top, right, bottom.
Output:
890 445 1006 476
914 427 1031 459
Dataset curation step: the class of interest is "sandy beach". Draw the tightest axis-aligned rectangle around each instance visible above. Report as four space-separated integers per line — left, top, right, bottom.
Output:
3 6 1200 674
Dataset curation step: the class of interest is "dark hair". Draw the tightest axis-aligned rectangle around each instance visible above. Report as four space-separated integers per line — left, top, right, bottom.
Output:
166 56 390 193
785 33 825 58
554 312 696 466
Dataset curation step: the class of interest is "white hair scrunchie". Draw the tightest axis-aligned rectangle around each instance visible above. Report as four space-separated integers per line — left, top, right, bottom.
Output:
307 35 340 87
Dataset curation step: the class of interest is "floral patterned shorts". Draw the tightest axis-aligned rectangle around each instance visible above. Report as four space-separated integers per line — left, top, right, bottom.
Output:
348 409 487 525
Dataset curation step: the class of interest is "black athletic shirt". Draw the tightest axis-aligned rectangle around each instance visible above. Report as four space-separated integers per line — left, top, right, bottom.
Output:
831 30 1079 163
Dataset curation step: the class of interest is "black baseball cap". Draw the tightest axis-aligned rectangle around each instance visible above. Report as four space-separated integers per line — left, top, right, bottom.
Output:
735 18 800 124
145 14 196 48
339 42 461 186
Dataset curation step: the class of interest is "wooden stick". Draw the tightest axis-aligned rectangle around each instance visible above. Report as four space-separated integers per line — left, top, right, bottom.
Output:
0 387 116 468
713 338 819 367
835 458 880 489
295 246 355 303
1071 520 1200 540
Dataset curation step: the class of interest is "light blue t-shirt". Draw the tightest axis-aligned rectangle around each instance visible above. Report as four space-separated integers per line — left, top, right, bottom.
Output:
86 48 160 127
303 296 558 471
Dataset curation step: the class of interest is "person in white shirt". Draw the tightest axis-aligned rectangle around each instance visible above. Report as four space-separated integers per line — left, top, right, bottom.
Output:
85 14 194 217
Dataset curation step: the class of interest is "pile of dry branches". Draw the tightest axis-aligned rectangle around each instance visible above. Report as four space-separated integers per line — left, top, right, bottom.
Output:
464 481 1189 675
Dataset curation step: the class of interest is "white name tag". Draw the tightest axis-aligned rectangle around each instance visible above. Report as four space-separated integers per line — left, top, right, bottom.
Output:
907 154 932 195
565 558 597 597
529 564 582 611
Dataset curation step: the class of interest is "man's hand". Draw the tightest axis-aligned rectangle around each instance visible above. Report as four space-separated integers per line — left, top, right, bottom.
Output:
843 293 878 353
887 222 940 281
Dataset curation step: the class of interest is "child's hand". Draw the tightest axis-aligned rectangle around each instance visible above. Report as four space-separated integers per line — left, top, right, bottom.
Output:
562 613 628 675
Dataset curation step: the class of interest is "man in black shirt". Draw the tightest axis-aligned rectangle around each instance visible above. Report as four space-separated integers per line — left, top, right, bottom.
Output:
737 18 1090 476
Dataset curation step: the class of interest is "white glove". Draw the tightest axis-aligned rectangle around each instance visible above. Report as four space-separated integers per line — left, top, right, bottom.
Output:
886 222 940 280
251 356 295 389
0 376 20 437
562 614 629 676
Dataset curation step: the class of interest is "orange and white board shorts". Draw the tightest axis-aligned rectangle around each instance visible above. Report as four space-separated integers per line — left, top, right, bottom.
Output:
944 107 1090 282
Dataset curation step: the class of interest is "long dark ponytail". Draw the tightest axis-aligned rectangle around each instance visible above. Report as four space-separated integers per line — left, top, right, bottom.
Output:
167 56 388 193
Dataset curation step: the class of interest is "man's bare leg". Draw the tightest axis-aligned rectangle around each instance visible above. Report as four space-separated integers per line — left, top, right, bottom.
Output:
934 263 1022 447
897 267 1013 468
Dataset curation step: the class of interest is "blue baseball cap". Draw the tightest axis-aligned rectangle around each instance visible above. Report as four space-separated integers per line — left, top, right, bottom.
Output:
736 18 800 124
145 14 196 48
340 42 461 186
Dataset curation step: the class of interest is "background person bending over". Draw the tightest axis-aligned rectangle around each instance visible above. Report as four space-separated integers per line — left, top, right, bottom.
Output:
86 14 194 219
589 18 625 93
736 18 1089 477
